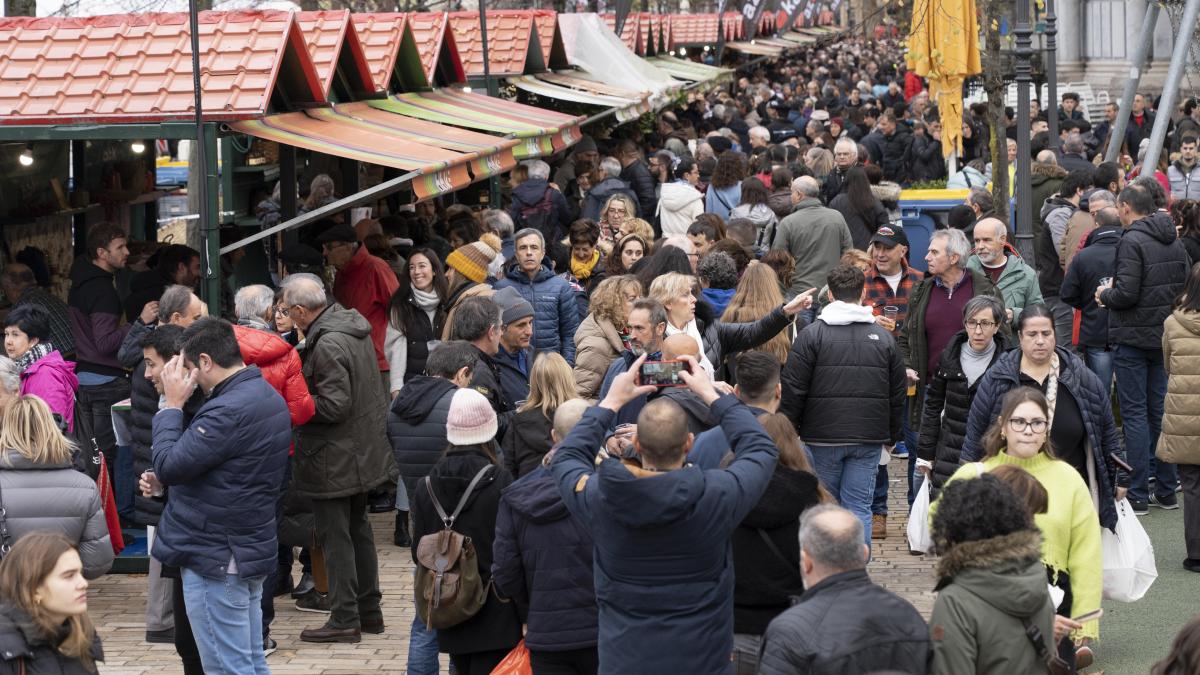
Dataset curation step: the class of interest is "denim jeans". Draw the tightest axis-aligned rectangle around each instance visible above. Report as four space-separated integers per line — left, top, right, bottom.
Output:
408 614 441 675
181 568 268 675
115 444 134 520
808 443 881 544
1082 346 1114 396
1113 344 1177 502
871 463 889 516
261 457 292 640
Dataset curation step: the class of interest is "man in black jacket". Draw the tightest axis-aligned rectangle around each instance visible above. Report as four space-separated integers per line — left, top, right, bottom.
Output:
616 139 658 223
758 505 929 674
1098 183 1193 513
1061 207 1122 389
450 296 514 439
781 265 907 543
878 113 913 185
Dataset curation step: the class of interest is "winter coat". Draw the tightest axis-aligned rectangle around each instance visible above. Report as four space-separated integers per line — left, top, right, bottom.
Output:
121 267 171 325
501 408 553 479
492 466 598 652
67 257 130 377
656 181 704 238
1099 211 1193 351
0 602 103 675
494 266 580 364
441 282 494 341
1030 163 1067 261
705 184 742 221
0 449 112 579
410 449 521 656
509 178 574 242
232 324 314 428
771 198 854 299
128 361 203 528
696 305 793 383
768 189 793 221
916 331 1007 492
965 253 1044 324
758 569 930 675
1061 225 1121 349
829 193 889 250
881 127 914 184
1059 209 1096 269
1060 152 1095 176
620 160 658 220
1037 195 1076 297
151 366 291 580
898 267 1004 429
961 346 1127 529
582 178 640 223
911 132 948 182
494 346 534 410
820 166 850 204
871 181 903 225
729 202 779 250
332 244 399 372
550 397 779 674
573 314 624 400
18 351 77 433
732 467 822 635
387 376 456 497
946 165 988 190
1184 234 1200 266
780 301 907 445
1159 309 1200 465
929 530 1056 675
294 304 394 499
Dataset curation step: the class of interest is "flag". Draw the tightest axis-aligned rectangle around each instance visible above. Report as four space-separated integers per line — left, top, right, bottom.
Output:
613 0 634 37
742 0 770 39
780 0 808 33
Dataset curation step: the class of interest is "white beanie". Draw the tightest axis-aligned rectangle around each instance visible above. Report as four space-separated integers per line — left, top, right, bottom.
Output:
446 388 498 446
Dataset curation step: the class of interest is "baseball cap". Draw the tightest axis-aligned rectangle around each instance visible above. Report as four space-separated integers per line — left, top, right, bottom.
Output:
870 225 909 248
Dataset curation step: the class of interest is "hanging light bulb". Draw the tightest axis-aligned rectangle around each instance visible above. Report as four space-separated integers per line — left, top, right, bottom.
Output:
17 146 33 167
131 141 146 154
703 45 711 53
462 86 473 94
679 47 687 57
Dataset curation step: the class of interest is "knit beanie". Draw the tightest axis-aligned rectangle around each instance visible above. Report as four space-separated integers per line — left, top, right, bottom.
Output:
446 388 499 445
493 286 534 326
446 233 502 284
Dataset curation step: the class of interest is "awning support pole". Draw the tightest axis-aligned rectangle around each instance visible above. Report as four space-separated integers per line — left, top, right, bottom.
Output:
1105 2 1160 163
478 0 501 208
1142 0 1200 176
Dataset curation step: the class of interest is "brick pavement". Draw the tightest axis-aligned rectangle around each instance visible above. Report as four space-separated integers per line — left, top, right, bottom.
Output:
89 462 934 674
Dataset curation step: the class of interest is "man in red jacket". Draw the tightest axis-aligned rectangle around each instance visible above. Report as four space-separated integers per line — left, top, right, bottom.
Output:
316 224 399 394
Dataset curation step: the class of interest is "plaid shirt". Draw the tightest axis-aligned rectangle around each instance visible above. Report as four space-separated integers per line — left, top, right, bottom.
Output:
14 287 74 358
865 264 925 336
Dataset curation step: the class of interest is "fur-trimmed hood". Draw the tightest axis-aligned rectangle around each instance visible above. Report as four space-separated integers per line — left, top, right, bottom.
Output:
1031 162 1068 181
936 529 1043 580
870 181 902 204
935 530 1048 619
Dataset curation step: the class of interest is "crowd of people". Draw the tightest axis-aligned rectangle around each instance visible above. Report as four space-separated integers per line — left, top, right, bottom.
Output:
0 26 1199 675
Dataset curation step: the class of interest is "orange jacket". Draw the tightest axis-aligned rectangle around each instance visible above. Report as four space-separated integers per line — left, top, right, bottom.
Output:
233 324 316 428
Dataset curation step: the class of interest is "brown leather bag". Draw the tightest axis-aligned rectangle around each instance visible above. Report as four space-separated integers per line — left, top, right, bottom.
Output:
414 465 491 630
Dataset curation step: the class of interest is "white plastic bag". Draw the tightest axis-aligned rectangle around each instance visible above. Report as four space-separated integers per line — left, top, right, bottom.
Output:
1102 498 1158 602
906 478 934 554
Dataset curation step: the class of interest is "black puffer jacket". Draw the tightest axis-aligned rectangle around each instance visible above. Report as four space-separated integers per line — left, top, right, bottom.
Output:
732 467 822 635
387 376 456 497
0 602 103 675
501 408 552 479
916 331 1007 493
1061 225 1121 349
1099 211 1193 351
911 132 948 182
780 305 907 445
696 302 793 382
881 127 914 184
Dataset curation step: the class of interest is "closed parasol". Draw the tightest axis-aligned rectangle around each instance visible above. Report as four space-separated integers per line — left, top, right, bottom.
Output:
905 0 982 159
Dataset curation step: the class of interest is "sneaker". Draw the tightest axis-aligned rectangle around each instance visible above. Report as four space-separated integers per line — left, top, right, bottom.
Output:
1150 492 1180 510
1129 499 1150 516
890 443 909 459
1075 645 1094 670
263 637 277 656
292 573 315 599
871 514 887 540
1183 558 1200 573
368 490 395 513
295 591 332 614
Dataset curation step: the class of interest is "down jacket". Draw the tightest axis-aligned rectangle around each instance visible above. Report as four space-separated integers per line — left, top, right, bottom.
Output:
960 346 1128 529
492 465 598 652
501 408 553 479
18 351 77 433
657 181 704 238
0 449 112 579
573 314 625 400
697 302 793 382
494 265 580 364
916 330 1007 493
233 323 315 428
1099 211 1193 351
1159 309 1200 465
387 376 455 498
1168 160 1200 201
0 601 104 675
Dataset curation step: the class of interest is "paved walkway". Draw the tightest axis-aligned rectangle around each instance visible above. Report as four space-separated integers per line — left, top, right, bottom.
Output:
88 462 1189 673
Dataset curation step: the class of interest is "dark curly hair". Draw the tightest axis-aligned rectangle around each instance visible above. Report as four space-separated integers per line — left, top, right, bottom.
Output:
710 151 748 190
931 473 1036 555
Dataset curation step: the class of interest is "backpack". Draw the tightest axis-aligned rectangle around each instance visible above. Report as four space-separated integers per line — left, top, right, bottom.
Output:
414 465 493 630
518 188 558 243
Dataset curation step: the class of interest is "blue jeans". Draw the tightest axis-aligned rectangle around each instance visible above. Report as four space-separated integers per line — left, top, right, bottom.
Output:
808 443 881 545
1113 344 1177 502
872 463 889 516
408 614 441 675
181 568 268 675
115 444 134 521
1082 346 1114 395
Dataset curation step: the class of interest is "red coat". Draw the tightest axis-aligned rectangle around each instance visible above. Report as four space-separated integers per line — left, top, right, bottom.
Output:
333 245 399 371
904 71 924 102
233 324 315 428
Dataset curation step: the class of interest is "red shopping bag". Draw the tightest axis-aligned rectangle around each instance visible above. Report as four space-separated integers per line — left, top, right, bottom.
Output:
490 640 531 675
95 452 125 556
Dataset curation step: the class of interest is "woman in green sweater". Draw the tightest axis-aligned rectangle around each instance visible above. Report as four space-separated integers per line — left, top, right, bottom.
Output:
938 386 1103 668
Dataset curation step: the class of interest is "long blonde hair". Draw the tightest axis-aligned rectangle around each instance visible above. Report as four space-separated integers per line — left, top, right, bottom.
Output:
722 263 790 363
0 532 97 671
0 396 76 467
519 353 577 417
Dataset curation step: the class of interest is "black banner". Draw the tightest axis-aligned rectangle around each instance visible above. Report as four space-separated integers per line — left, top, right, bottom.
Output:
742 0 769 40
613 0 635 38
779 0 808 33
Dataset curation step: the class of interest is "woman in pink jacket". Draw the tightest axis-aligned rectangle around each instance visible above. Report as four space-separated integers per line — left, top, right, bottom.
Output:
4 304 78 432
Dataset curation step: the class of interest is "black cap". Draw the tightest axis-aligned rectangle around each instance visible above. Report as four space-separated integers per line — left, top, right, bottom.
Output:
278 243 324 268
870 225 909 248
314 224 357 245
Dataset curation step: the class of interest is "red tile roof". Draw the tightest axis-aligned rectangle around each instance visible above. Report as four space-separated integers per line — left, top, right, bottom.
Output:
407 12 465 87
669 14 719 46
532 10 556 64
724 13 743 40
759 11 776 35
601 13 641 52
0 11 324 125
447 10 541 78
297 10 376 98
352 12 407 92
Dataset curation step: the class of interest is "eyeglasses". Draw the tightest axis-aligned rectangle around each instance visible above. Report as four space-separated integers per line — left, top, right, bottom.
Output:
966 319 997 331
275 304 301 318
1008 417 1048 433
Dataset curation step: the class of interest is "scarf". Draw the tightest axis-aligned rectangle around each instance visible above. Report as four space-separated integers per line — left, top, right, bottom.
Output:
959 339 996 387
570 249 601 281
14 341 52 372
412 287 440 312
237 317 272 332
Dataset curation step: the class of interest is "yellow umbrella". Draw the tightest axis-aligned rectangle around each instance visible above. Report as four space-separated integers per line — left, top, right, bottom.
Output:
905 0 982 158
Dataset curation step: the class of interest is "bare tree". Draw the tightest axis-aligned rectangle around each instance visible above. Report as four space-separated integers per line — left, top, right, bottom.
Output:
979 0 1009 225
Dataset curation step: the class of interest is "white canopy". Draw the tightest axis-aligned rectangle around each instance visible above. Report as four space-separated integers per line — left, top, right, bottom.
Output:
556 12 682 107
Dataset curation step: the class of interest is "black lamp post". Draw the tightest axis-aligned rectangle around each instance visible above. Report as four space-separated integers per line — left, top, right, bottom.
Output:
1013 0 1035 262
1045 0 1059 148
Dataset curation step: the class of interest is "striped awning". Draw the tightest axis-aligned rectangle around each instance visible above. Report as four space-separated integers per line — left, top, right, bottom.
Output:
646 55 732 85
368 87 585 159
724 41 784 57
508 75 648 122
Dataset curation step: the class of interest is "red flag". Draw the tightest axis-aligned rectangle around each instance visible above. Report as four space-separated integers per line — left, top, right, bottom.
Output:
95 452 126 556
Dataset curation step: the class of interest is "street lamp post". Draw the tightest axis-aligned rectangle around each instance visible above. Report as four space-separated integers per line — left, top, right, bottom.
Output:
1014 0 1035 262
1045 0 1059 148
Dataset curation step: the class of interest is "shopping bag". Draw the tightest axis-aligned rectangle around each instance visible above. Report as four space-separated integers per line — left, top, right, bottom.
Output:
906 478 934 554
1101 498 1157 602
95 451 126 557
490 639 531 675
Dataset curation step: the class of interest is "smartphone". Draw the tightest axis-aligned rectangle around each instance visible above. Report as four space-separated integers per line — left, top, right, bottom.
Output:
1071 608 1103 623
639 360 689 387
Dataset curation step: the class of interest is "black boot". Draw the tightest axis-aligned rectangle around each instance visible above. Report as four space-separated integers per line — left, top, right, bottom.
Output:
394 510 411 547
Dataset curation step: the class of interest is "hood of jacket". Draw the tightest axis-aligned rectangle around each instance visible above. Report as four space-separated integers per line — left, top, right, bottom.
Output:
1031 163 1068 184
233 324 292 369
658 181 702 211
701 287 736 307
513 178 552 207
0 601 103 662
741 467 821 529
1131 210 1180 245
596 458 707 529
1172 308 1200 336
23 350 77 383
935 530 1049 618
0 447 73 472
817 300 877 325
391 375 457 424
502 466 569 524
1039 194 1076 220
870 181 902 203
304 303 372 346
1083 224 1123 248
589 177 631 202
68 256 112 289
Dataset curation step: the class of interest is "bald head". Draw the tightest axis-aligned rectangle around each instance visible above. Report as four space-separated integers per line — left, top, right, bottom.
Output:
552 398 590 443
972 217 1008 265
634 398 691 468
799 505 868 585
662 333 700 361
1035 149 1057 165
792 176 822 201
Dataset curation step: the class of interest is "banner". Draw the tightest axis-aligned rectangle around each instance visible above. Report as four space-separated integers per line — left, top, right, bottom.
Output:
613 0 634 37
780 0 809 33
741 0 770 40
